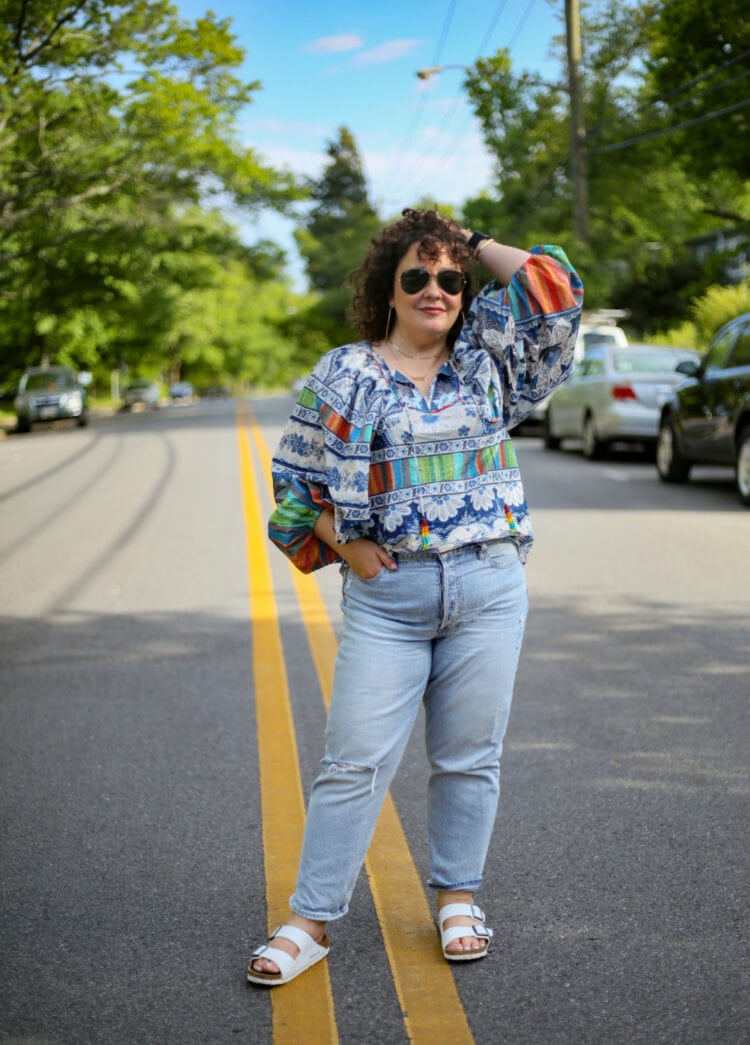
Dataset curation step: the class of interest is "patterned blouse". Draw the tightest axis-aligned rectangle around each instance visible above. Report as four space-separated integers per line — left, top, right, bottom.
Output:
269 245 583 573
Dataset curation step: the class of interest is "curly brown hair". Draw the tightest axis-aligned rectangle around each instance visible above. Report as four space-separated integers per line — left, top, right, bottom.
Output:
348 208 475 346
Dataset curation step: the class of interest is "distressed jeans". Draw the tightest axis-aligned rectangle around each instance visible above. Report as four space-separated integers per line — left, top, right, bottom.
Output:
290 541 528 922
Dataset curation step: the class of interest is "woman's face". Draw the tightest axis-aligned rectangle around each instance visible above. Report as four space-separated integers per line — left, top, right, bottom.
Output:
391 242 464 348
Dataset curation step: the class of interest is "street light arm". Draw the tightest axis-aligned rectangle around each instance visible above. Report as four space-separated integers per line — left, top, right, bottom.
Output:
415 64 469 80
417 64 563 90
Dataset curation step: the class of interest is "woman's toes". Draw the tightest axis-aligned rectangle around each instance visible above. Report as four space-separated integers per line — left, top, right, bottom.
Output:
442 912 489 955
251 957 278 974
251 934 300 974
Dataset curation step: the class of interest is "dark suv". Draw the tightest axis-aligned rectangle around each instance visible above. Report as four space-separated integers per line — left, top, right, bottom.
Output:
14 366 88 433
656 314 750 505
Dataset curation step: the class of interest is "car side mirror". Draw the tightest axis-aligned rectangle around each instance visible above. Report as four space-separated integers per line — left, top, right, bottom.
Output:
675 359 699 377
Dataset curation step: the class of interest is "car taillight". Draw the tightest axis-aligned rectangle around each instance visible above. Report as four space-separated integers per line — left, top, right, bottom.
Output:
612 384 637 400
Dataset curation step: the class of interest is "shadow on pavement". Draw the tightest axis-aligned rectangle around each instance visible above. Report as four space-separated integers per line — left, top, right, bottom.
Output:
1 594 748 1044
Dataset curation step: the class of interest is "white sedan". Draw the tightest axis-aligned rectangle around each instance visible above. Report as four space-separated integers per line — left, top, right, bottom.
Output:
543 344 703 459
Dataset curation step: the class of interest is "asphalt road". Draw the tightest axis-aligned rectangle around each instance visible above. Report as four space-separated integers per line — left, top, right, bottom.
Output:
1 399 748 1045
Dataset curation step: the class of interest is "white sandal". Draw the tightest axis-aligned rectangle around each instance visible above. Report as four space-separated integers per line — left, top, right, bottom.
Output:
438 903 493 962
247 924 330 986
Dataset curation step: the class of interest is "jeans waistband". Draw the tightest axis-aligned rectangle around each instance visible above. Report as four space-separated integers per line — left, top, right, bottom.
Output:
391 539 511 560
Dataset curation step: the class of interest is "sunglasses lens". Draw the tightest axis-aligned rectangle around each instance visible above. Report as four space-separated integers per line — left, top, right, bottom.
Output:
437 270 466 294
399 268 466 295
400 269 430 293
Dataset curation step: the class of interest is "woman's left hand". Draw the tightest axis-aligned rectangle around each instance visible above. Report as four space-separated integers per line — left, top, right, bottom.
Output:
338 537 397 579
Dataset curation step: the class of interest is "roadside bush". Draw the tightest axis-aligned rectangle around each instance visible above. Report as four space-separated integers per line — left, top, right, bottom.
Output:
691 281 750 343
649 280 750 351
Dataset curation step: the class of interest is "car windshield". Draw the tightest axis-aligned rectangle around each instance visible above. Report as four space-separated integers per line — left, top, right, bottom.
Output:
23 372 74 391
613 351 689 374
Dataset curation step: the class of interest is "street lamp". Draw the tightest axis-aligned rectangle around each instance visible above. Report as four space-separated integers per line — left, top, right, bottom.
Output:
415 65 468 81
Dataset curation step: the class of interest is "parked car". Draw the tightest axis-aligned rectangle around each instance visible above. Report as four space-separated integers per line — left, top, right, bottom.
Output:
14 366 88 433
122 378 161 410
543 344 703 458
574 321 628 362
656 314 750 505
514 321 630 435
168 381 194 402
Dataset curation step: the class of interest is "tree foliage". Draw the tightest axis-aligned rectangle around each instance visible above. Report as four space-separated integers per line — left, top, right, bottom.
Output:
0 0 302 387
642 0 750 179
294 127 381 348
2 1 748 395
461 0 750 317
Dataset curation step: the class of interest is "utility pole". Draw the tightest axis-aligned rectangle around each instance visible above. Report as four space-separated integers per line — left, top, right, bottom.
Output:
565 0 589 243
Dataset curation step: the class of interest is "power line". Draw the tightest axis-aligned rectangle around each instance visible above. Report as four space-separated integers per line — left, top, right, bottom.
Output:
382 0 459 187
658 47 750 105
474 0 510 58
384 0 511 204
433 0 458 64
387 0 537 208
587 60 750 139
507 0 536 50
588 96 750 155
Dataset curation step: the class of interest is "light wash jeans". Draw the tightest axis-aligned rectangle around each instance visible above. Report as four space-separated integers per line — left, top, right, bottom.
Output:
290 541 528 922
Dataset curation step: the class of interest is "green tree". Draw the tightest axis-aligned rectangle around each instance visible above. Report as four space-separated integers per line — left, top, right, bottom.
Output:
461 0 749 320
295 127 381 346
641 0 750 181
0 0 301 383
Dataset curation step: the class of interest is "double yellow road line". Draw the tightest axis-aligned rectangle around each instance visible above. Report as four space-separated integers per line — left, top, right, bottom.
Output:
237 405 474 1044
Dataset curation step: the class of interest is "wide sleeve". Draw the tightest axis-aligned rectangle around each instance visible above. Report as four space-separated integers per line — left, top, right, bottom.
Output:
459 244 584 428
268 347 380 573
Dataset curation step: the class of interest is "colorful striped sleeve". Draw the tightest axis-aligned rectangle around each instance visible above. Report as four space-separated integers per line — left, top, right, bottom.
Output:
268 476 341 574
465 244 584 427
504 245 584 321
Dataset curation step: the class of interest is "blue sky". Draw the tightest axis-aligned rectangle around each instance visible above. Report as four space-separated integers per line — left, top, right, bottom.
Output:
174 0 567 283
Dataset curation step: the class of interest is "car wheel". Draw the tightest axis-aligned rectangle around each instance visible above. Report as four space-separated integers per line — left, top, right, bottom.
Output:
77 410 89 428
543 409 561 450
656 416 690 483
735 425 750 506
16 417 30 433
581 412 603 460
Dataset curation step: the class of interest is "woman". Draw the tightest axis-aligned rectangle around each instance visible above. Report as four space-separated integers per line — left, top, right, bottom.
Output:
247 209 583 986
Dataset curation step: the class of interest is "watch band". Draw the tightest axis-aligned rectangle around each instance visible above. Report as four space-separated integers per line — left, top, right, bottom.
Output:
467 231 490 255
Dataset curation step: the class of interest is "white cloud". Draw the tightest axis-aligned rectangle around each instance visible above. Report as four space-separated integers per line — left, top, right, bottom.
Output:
302 34 363 55
353 39 423 67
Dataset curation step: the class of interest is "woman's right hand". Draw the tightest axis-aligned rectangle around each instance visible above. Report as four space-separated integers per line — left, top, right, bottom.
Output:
313 509 396 578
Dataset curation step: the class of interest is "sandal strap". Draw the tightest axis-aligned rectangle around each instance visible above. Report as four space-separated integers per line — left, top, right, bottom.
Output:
249 943 297 977
441 924 493 948
438 903 485 929
268 923 319 951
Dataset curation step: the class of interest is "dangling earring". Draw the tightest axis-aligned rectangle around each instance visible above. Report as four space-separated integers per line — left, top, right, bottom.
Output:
385 306 394 340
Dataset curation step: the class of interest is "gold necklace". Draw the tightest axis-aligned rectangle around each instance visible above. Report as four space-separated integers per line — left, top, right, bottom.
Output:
392 351 446 383
388 337 445 362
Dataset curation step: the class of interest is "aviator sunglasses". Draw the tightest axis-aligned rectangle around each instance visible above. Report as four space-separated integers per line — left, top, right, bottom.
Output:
399 267 466 296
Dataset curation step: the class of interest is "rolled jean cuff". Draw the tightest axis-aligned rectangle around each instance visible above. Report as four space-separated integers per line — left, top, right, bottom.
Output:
427 877 483 892
290 894 350 922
